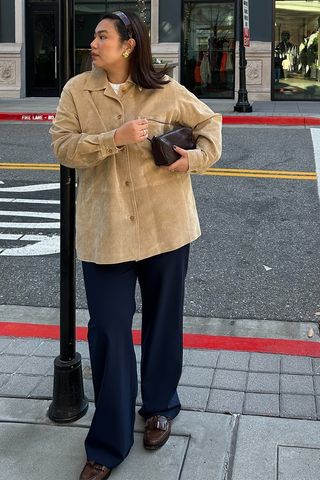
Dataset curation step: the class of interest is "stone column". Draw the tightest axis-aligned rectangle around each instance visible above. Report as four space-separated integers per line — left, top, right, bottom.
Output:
0 0 24 98
151 0 159 44
234 41 272 101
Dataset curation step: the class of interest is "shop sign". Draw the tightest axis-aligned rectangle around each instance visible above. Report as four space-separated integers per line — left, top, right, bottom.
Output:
243 0 250 47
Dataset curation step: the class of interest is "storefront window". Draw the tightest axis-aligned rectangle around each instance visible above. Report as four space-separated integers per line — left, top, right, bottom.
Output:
182 1 236 99
75 1 151 74
0 0 15 42
274 0 320 100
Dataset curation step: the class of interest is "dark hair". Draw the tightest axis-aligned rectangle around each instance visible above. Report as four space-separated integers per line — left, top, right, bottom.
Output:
100 11 170 89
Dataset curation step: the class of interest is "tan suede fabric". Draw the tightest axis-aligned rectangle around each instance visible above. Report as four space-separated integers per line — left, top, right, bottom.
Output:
49 67 222 264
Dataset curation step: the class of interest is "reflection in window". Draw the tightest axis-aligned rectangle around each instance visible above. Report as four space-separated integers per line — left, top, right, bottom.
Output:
274 0 320 99
182 1 235 99
75 1 151 74
0 0 15 42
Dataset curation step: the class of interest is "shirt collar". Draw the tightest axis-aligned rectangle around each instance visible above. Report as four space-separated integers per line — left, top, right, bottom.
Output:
84 67 142 91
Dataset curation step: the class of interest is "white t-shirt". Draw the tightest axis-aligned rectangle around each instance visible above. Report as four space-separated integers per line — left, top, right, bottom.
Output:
109 82 125 95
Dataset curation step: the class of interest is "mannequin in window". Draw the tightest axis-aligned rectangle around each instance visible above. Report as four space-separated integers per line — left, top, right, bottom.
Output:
220 40 229 84
274 49 282 83
277 31 293 55
298 31 318 76
208 32 218 70
194 50 203 86
200 51 211 87
277 31 295 80
306 30 318 77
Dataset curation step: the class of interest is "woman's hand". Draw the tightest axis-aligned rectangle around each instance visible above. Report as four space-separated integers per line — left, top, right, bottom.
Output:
160 145 189 173
114 118 149 146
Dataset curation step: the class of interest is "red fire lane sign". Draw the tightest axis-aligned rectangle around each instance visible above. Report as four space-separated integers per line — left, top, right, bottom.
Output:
0 113 56 122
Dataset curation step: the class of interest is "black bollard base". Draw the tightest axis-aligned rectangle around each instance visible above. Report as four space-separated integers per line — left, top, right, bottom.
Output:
234 103 253 113
48 352 89 423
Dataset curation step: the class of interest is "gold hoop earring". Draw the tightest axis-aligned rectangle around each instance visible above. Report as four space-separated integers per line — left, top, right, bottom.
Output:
122 51 130 58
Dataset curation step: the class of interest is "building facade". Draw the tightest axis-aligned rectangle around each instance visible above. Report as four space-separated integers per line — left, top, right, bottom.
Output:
0 0 319 101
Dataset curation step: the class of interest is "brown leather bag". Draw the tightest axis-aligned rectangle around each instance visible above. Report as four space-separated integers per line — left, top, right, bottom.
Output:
147 120 196 166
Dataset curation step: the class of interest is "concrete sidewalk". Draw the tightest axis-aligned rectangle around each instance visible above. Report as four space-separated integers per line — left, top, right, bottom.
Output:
0 97 320 117
1 333 320 479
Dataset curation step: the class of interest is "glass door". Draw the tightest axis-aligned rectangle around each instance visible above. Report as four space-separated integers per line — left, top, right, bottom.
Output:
182 1 236 99
26 2 59 96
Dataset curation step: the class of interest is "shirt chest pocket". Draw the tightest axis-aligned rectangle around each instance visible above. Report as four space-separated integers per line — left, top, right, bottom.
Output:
80 92 124 133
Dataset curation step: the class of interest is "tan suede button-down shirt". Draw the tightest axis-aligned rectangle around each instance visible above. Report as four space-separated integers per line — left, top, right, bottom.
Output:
50 68 222 264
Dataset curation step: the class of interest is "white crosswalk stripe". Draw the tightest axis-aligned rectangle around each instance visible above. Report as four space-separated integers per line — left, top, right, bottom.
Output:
0 183 60 192
0 198 59 204
0 222 60 229
0 182 61 256
0 210 59 219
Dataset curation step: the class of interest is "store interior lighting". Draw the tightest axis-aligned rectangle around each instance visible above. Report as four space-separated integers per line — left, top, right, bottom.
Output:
276 1 320 13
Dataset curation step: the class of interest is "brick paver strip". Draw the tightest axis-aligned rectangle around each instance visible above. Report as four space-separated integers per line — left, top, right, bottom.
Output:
212 369 247 391
3 339 42 356
244 393 279 416
312 358 320 376
281 356 313 375
207 389 245 414
247 372 280 394
0 355 27 374
216 351 250 371
280 375 314 395
183 349 219 368
16 356 54 376
1 340 320 420
280 394 317 420
0 338 14 354
249 353 281 373
0 373 10 388
178 385 210 410
30 376 53 399
32 341 60 357
180 366 214 388
313 376 320 396
0 374 42 397
315 396 320 420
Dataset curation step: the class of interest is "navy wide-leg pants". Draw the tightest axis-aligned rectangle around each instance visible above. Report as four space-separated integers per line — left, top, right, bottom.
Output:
81 243 190 469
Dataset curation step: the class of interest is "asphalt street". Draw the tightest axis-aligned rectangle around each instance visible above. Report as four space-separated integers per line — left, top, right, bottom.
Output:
0 124 319 324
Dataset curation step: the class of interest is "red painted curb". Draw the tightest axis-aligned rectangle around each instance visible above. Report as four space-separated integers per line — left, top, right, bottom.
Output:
223 115 320 126
0 112 320 126
0 322 319 357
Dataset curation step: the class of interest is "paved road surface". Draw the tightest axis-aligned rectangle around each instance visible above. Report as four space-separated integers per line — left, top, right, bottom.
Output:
0 124 319 324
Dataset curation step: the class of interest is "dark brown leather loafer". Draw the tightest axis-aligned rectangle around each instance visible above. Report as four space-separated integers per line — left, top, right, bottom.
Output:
79 460 112 480
143 414 172 450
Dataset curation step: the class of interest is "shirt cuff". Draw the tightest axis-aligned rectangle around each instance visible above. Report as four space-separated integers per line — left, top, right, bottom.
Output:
99 129 125 158
186 148 204 174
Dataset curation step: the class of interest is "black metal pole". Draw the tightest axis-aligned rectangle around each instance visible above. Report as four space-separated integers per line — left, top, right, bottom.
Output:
48 0 88 423
234 0 252 112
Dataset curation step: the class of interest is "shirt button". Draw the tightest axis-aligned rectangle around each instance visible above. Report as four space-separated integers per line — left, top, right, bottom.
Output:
130 215 135 221
117 114 122 119
125 180 130 186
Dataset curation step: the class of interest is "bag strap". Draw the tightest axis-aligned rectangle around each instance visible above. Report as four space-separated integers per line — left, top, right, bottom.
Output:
147 118 180 127
145 119 199 145
145 118 183 142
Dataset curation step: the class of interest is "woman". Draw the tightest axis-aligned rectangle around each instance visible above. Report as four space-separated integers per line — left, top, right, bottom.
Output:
50 11 222 480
